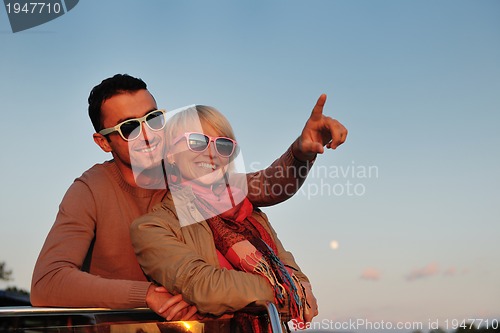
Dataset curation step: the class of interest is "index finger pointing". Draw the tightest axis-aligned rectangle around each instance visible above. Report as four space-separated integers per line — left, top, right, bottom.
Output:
310 93 327 121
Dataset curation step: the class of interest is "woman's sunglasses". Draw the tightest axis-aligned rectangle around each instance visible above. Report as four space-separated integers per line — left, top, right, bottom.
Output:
173 132 237 157
99 109 166 141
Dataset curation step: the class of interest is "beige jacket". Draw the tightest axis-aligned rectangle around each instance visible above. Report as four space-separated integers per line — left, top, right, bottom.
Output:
130 186 309 316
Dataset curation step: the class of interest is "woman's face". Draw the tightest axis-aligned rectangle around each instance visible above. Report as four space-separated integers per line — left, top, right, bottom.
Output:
169 122 232 186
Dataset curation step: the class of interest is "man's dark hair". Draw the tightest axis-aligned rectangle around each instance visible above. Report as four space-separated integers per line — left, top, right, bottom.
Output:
88 74 147 132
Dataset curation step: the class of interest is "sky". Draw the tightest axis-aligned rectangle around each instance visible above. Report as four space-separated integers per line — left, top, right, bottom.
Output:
1 1 499 332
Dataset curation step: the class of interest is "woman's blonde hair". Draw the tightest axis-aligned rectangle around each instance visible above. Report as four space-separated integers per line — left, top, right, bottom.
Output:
165 105 236 146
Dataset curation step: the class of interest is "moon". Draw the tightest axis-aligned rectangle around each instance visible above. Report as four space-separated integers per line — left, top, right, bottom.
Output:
329 240 339 250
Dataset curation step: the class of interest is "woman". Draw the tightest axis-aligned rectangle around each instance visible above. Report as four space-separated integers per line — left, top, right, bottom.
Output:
130 105 318 330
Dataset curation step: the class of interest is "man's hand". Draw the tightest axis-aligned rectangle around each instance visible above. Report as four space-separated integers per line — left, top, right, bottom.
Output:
293 94 348 162
146 285 198 321
158 293 198 321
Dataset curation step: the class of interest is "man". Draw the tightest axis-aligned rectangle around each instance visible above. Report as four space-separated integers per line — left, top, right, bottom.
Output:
31 74 347 319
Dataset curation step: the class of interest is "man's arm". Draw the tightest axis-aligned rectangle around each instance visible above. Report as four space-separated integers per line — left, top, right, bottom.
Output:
30 179 193 320
30 180 151 308
245 143 313 206
246 94 347 206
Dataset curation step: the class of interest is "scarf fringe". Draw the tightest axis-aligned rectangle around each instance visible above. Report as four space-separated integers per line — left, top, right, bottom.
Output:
253 258 287 304
252 239 303 321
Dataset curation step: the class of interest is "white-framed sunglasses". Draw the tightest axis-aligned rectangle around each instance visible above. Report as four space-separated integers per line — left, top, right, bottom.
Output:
99 109 166 141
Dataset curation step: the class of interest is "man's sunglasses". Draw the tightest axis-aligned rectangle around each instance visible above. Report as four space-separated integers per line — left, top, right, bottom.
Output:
173 132 237 157
99 109 166 141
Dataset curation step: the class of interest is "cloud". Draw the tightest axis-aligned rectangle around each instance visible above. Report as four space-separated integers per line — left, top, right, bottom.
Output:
443 266 470 277
443 266 457 276
360 267 381 281
405 262 439 281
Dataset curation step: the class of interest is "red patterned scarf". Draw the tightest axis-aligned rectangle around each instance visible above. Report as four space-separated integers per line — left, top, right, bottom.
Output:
193 195 305 331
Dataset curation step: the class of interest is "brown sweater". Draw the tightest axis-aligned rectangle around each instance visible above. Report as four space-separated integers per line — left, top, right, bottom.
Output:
30 146 312 308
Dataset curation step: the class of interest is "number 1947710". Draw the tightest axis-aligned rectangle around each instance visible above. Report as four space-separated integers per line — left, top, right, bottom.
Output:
443 318 499 330
5 2 62 14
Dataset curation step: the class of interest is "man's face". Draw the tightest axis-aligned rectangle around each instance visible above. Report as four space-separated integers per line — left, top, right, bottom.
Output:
100 89 166 176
